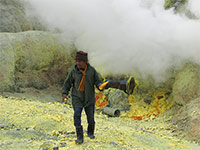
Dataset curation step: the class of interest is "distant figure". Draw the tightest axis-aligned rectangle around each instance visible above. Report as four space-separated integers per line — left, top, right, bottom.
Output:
62 51 106 144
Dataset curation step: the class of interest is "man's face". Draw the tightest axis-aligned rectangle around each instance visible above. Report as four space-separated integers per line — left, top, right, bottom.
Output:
76 60 86 70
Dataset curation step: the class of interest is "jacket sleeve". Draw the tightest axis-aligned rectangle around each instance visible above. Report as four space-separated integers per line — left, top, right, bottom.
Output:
94 69 102 90
62 70 74 95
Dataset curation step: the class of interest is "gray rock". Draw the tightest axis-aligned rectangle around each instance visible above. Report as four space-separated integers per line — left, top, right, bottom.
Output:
39 142 59 150
103 88 129 111
172 63 200 105
0 124 8 128
0 0 46 32
0 31 75 92
172 97 200 143
111 141 118 146
59 142 67 147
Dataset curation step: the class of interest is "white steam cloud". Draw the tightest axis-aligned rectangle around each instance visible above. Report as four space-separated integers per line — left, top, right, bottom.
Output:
27 0 200 80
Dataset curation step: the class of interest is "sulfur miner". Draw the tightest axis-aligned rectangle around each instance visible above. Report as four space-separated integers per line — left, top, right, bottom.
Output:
62 51 107 144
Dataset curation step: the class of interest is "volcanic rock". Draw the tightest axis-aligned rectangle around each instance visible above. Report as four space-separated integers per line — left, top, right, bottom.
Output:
172 97 200 143
172 63 200 105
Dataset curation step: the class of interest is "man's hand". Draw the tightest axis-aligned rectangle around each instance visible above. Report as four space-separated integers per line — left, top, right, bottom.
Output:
62 94 67 103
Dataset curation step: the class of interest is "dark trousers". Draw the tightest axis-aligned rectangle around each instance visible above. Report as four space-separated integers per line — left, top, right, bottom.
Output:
73 104 95 127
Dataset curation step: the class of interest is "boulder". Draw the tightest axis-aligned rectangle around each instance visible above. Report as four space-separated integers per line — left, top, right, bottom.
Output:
0 0 46 32
103 88 129 111
172 63 200 105
0 33 16 92
164 0 187 9
0 31 75 92
172 97 200 143
164 0 198 19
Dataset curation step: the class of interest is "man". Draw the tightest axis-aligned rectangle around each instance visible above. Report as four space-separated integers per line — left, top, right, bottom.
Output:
62 51 104 144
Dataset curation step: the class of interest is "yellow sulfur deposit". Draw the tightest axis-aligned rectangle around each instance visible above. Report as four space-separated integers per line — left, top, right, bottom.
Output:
0 95 199 150
95 91 108 109
123 92 174 120
95 89 174 121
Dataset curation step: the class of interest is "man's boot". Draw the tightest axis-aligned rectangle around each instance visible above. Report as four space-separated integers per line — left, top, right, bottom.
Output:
87 124 95 139
75 126 84 144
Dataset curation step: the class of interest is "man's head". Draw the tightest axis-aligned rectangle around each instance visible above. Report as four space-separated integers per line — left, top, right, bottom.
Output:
75 51 88 70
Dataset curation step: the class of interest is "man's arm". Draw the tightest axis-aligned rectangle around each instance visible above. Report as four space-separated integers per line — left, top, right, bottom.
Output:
62 70 74 102
93 69 103 90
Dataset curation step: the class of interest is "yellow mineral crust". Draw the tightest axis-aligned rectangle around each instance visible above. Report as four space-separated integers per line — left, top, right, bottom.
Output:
95 90 174 121
0 96 199 150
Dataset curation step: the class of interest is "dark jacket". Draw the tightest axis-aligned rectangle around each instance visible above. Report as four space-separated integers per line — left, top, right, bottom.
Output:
62 63 102 108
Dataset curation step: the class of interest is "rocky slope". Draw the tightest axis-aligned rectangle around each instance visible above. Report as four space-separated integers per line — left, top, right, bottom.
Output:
0 0 46 32
0 31 76 92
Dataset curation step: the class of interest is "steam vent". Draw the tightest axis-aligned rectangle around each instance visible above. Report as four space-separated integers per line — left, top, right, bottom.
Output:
0 0 200 149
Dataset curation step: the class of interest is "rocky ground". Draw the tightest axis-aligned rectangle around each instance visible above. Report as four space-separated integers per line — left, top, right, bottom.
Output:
0 88 200 150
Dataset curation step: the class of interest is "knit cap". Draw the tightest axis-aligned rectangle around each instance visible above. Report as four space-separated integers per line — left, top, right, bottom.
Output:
76 51 88 62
